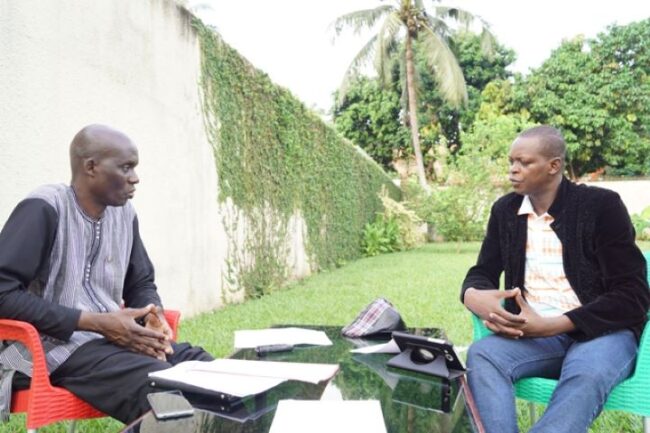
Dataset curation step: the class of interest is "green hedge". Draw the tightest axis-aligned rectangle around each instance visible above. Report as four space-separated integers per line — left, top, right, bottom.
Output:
194 21 400 298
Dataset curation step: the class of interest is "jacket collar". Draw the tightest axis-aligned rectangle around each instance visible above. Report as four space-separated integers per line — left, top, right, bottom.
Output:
507 176 571 222
547 176 572 220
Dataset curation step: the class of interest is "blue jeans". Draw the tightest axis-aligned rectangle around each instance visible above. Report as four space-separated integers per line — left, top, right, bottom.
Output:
467 330 638 433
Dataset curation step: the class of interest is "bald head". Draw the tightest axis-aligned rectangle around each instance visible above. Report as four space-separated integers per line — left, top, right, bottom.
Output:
68 125 139 216
517 125 566 165
70 124 136 180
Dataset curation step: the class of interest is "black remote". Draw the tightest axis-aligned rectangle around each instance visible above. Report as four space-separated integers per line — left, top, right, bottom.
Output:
255 344 294 356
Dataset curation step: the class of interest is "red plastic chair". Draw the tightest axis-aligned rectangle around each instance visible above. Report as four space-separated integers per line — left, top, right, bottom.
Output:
0 309 181 432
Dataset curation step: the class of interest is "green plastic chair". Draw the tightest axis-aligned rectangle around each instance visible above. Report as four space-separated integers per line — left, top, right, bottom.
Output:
470 251 650 433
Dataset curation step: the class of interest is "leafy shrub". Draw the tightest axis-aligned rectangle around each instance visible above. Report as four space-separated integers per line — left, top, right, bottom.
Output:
378 187 425 250
361 216 401 256
361 187 426 256
404 151 507 242
632 206 650 241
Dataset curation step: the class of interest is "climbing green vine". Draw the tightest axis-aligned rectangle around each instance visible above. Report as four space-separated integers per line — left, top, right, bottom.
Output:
194 21 400 298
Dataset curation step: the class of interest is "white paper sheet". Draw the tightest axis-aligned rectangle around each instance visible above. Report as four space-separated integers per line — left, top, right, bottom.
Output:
234 327 332 348
349 339 400 354
149 361 284 397
187 359 339 384
148 359 339 397
269 400 387 433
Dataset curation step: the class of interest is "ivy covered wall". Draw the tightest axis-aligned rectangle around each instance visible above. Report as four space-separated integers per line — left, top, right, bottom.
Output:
195 21 401 298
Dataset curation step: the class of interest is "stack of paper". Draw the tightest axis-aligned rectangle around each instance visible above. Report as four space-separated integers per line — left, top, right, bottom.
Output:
234 327 332 349
269 400 387 433
148 359 339 398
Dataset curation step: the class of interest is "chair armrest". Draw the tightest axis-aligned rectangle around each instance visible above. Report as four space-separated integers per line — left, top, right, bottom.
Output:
0 319 53 390
635 251 650 378
163 310 181 341
634 316 650 370
0 311 181 375
471 313 493 341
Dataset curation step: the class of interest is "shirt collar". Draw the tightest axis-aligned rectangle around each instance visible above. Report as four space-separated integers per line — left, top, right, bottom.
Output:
517 195 535 216
517 195 552 220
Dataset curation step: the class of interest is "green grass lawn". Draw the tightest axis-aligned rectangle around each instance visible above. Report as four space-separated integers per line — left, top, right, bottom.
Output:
8 241 649 432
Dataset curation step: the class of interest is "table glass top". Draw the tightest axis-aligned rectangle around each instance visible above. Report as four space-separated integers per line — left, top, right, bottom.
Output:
122 326 480 433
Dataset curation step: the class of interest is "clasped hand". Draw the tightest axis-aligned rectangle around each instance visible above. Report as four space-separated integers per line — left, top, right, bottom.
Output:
79 304 174 360
142 305 174 360
464 288 558 338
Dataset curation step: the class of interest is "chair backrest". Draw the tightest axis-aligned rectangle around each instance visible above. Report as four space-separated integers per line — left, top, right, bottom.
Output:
645 251 650 318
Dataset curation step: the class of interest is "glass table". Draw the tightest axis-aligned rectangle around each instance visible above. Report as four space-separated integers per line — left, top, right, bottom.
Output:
121 326 484 433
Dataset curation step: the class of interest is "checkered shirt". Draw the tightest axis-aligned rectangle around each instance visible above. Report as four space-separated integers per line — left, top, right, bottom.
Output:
519 196 582 317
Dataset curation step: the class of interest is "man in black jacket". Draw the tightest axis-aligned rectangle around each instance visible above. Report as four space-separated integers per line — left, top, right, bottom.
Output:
461 125 649 433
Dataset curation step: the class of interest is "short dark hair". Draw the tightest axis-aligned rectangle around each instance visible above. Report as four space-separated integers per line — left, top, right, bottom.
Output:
518 125 566 162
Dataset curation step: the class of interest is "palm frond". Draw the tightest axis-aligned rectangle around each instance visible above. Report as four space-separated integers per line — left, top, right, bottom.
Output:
419 26 467 107
479 27 496 60
434 5 477 29
374 11 403 87
424 14 452 38
337 35 378 104
331 5 395 38
434 6 496 58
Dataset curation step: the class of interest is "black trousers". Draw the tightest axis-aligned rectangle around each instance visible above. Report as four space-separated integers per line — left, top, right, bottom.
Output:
13 338 213 424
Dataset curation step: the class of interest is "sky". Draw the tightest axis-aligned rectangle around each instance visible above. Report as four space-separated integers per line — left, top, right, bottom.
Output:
192 1 650 115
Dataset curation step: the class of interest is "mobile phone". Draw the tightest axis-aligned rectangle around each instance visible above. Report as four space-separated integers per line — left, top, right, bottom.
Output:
147 390 195 420
255 344 294 356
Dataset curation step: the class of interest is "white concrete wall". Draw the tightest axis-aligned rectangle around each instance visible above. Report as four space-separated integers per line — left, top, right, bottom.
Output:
584 180 650 216
0 0 303 315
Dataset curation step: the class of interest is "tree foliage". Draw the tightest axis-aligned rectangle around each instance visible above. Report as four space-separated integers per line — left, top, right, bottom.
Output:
510 19 650 176
333 77 409 171
333 33 515 173
459 79 536 160
336 19 650 179
332 0 494 189
416 32 516 151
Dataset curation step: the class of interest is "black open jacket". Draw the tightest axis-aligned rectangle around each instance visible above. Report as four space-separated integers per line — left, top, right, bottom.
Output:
461 177 650 341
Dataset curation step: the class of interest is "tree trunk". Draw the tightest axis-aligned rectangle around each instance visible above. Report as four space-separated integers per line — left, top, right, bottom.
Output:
405 33 430 192
568 161 577 181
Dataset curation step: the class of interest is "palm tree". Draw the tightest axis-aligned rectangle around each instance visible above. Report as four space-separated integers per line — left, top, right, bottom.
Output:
333 0 494 190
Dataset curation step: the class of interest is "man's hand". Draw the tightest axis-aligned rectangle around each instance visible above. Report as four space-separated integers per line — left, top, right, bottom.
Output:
464 287 527 338
143 305 174 360
78 304 171 359
510 291 575 337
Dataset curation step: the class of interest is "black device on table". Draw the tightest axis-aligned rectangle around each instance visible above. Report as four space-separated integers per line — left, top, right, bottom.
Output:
149 377 244 412
255 344 294 356
387 331 466 379
146 390 195 420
